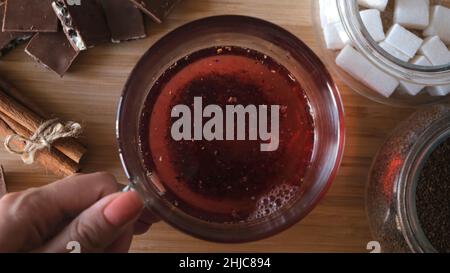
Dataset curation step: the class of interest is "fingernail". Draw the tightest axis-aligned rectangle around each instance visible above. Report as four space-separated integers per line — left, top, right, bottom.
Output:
103 191 144 227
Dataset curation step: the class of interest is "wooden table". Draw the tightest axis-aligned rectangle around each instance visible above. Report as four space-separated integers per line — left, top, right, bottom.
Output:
0 0 416 253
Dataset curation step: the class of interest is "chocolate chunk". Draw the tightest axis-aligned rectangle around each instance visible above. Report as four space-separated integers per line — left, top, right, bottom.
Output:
0 165 6 198
0 3 32 57
25 32 79 76
52 0 111 50
100 0 146 43
128 0 179 23
0 33 32 57
2 0 58 32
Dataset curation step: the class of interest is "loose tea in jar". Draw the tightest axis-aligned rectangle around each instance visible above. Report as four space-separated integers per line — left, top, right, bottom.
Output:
367 104 450 253
416 138 450 253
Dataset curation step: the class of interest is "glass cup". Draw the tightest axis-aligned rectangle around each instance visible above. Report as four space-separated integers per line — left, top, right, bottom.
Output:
116 15 345 242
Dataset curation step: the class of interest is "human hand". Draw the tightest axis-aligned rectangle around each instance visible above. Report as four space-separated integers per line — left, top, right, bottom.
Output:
0 172 155 253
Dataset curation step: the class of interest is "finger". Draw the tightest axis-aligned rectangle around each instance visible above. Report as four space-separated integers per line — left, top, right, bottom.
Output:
33 172 120 240
105 226 134 253
139 208 161 225
133 208 159 235
40 172 120 219
0 172 120 252
133 221 152 235
36 191 143 253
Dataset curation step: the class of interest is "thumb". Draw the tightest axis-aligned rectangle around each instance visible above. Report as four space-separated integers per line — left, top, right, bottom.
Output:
37 191 144 253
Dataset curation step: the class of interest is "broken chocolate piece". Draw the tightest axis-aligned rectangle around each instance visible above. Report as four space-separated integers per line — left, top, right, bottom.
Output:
0 33 32 57
52 0 111 51
100 0 146 43
128 0 179 23
0 3 32 57
0 165 6 198
2 0 58 32
25 32 79 76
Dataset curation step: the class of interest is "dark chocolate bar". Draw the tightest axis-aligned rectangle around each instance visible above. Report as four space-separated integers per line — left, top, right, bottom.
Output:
100 0 146 43
25 31 79 76
2 0 58 32
128 0 179 23
0 3 32 57
52 0 111 50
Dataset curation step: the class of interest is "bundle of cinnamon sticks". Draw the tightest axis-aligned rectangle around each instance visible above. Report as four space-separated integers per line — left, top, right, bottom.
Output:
0 77 86 176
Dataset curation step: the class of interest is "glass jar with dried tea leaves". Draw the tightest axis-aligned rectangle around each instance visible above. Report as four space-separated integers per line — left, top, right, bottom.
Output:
367 104 450 253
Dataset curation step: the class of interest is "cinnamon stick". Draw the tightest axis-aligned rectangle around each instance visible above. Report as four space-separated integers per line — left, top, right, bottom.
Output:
0 118 79 177
0 111 36 140
0 86 86 163
0 77 47 118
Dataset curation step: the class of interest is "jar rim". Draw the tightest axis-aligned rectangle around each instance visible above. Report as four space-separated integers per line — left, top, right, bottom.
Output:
339 0 450 86
397 109 450 252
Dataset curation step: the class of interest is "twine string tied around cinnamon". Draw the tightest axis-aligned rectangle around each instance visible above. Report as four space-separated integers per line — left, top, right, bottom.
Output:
4 118 82 164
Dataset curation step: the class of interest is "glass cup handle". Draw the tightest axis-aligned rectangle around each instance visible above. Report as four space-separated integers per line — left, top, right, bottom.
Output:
122 183 134 192
121 182 160 224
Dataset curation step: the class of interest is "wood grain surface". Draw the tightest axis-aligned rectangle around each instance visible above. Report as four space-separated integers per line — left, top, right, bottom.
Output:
0 0 416 253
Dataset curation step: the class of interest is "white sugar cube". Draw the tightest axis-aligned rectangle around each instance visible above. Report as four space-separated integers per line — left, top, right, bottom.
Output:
423 5 450 45
363 67 400 98
360 9 385 42
357 0 389 12
419 36 450 65
379 41 410 62
324 22 350 50
336 45 399 97
336 46 371 79
427 85 450 96
319 0 340 28
411 55 433 67
399 81 423 96
385 24 423 58
399 55 432 95
394 0 429 30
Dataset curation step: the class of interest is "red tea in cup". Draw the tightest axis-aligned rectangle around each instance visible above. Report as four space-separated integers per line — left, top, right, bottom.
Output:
139 46 315 223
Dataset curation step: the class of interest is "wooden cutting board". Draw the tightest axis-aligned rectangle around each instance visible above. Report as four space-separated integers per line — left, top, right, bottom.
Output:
0 0 416 252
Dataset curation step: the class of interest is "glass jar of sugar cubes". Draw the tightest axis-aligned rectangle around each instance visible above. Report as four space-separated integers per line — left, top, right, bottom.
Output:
366 104 450 252
313 0 450 106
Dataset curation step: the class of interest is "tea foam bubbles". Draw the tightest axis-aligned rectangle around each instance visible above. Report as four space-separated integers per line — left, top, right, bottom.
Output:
248 184 300 221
